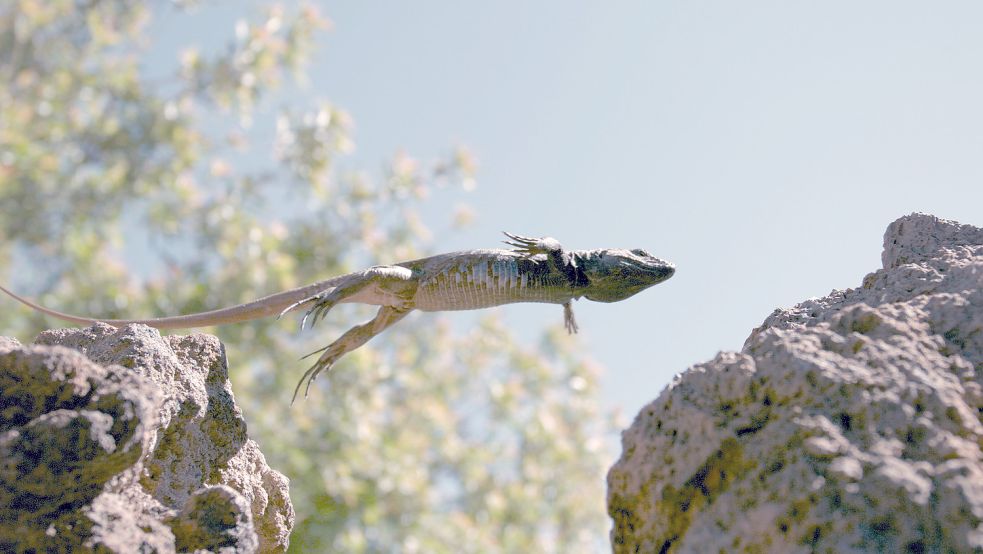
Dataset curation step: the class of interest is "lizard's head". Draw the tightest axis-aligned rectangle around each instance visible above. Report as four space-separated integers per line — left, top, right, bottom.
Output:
579 248 675 303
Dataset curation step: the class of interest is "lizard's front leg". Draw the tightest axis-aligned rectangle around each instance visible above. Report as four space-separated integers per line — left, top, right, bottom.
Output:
505 232 584 333
292 305 411 403
503 231 580 280
563 301 579 334
502 231 565 259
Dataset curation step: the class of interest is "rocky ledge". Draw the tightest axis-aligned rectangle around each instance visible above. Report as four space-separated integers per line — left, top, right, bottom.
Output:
608 213 983 553
0 324 293 553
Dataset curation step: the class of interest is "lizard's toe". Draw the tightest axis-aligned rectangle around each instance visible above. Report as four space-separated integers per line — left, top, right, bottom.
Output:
291 353 336 404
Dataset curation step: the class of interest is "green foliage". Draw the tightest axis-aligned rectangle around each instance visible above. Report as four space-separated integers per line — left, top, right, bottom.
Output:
0 2 613 551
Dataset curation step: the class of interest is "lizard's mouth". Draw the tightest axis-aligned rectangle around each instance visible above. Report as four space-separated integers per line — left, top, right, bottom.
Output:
584 259 675 303
622 259 675 283
651 260 675 282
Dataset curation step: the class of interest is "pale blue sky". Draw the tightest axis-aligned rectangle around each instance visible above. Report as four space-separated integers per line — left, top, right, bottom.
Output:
153 1 983 421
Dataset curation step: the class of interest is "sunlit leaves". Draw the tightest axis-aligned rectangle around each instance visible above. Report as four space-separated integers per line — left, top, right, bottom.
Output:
282 316 609 553
0 2 612 553
181 3 329 120
275 103 353 187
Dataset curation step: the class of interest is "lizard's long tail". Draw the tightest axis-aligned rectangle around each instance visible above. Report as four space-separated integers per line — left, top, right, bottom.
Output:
0 277 346 329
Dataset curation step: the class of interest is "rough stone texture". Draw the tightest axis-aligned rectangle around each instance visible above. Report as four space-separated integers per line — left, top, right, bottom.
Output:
0 324 294 552
608 213 983 553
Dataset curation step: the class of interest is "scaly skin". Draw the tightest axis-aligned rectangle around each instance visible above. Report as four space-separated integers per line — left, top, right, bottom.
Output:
1 232 675 401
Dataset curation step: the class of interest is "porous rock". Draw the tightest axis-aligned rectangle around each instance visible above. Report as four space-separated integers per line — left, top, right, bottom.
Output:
608 213 983 553
0 324 294 552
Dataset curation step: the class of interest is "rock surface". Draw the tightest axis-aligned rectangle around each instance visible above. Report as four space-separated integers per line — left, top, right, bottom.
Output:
0 324 293 553
608 213 983 553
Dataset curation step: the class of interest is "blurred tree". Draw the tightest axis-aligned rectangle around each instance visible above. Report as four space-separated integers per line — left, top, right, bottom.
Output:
0 1 613 551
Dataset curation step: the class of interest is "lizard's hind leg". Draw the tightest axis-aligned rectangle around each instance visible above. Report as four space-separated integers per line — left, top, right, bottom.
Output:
280 265 416 329
292 305 411 403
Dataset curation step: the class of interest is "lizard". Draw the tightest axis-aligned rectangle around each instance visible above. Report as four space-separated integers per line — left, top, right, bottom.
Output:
0 232 675 402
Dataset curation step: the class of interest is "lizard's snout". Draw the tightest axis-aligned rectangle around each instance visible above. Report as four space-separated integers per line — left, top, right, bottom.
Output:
649 260 675 284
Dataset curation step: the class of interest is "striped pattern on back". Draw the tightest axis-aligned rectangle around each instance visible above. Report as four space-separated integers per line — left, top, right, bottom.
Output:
408 252 573 312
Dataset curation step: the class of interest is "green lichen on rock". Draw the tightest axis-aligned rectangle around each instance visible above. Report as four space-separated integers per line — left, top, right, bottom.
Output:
1 324 294 552
656 437 753 553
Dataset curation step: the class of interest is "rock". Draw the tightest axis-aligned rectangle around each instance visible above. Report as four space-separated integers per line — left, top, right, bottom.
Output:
0 324 294 552
169 485 259 553
608 213 983 553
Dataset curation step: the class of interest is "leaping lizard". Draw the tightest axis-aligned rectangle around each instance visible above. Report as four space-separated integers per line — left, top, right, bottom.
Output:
1 233 675 401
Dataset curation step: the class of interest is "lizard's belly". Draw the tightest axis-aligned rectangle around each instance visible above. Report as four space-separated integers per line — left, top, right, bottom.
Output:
412 262 572 312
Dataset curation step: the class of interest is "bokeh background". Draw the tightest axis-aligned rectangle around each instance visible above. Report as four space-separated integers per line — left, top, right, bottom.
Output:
3 1 982 551
156 0 983 417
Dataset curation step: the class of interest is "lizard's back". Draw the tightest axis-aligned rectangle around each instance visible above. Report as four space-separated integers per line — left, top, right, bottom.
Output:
398 250 576 312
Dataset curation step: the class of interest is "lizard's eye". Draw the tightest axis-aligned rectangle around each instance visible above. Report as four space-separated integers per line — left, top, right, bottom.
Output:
630 249 651 257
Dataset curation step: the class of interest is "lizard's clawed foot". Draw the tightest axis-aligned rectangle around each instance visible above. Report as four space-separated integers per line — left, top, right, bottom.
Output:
300 294 337 330
276 289 338 330
563 301 579 334
502 231 538 250
277 298 310 320
289 305 410 404
502 231 561 257
277 290 339 330
291 347 340 404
